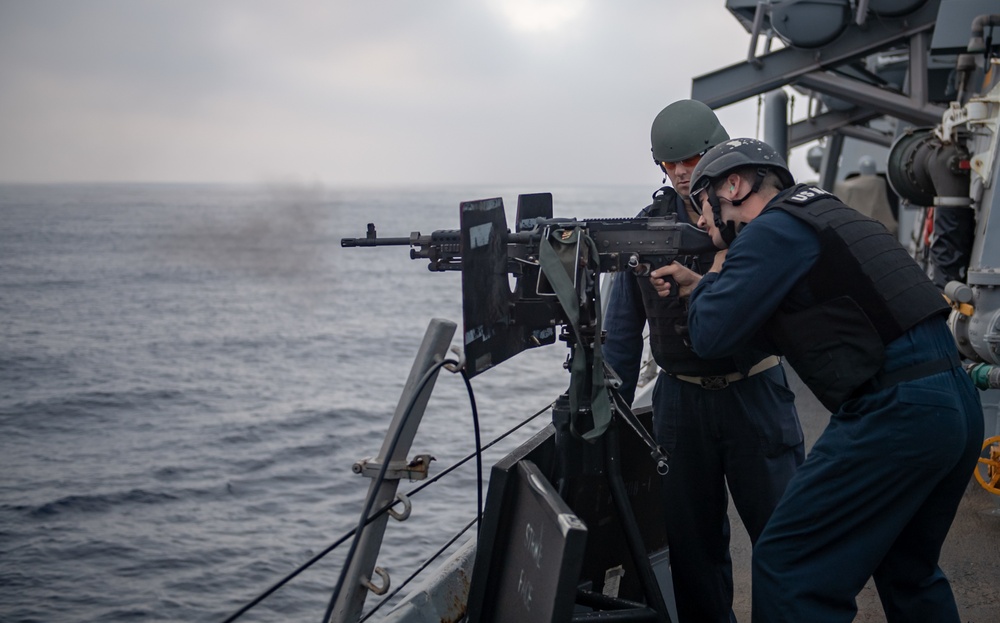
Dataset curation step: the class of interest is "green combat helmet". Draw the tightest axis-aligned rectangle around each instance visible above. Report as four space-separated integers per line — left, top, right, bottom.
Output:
650 99 730 164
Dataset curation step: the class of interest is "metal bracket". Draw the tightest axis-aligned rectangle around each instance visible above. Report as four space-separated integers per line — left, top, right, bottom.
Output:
387 492 412 521
361 567 390 595
443 345 465 373
352 454 436 481
693 0 940 110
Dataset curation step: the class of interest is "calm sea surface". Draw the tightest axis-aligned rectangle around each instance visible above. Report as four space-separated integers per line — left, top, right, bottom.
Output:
0 182 653 622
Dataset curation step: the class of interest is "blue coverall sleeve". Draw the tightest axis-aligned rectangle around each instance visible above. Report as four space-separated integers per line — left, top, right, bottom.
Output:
602 272 646 405
688 211 819 359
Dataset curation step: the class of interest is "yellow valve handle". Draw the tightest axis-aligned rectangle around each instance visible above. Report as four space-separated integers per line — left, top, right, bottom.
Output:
973 435 1000 495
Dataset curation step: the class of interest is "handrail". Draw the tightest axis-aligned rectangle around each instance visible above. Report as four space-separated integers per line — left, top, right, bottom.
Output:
217 364 554 623
326 319 458 623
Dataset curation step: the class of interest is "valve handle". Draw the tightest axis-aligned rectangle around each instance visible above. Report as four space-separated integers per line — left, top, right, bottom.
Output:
973 435 1000 496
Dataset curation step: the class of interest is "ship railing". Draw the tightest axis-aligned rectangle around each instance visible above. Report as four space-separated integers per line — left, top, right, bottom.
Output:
219 318 554 623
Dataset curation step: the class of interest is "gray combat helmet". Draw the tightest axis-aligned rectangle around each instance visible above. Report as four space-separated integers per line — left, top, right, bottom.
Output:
650 99 730 163
690 138 796 247
690 138 795 197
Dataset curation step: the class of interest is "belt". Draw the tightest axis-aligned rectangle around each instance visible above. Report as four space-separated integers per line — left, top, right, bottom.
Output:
672 355 781 390
860 352 960 395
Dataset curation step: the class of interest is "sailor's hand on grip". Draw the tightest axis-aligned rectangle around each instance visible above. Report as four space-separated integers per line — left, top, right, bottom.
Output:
649 262 701 298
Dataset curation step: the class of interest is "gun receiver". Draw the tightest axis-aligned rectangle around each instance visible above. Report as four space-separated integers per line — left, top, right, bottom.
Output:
544 216 717 276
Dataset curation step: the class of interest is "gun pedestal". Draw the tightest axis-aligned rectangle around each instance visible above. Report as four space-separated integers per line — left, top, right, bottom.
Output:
467 384 675 623
468 297 674 621
550 394 672 622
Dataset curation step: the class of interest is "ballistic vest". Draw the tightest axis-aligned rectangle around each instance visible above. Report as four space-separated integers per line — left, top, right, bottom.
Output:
763 185 950 410
636 187 742 376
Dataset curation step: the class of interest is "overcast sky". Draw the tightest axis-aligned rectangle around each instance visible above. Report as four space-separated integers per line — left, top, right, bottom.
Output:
0 1 810 187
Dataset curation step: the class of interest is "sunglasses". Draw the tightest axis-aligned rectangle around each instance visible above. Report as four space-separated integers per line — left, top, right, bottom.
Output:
661 150 707 171
691 194 705 216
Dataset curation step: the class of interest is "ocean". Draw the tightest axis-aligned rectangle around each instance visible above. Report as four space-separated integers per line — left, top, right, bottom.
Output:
0 182 655 622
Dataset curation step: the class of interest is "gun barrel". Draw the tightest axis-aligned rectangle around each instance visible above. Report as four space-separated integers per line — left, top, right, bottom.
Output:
340 222 414 247
340 235 412 247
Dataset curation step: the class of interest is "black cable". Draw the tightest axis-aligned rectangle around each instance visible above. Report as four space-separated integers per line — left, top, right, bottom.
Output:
321 358 457 623
357 516 479 622
219 530 355 623
457 368 484 537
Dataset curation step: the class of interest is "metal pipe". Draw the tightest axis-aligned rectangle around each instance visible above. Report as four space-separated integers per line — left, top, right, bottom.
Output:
908 30 930 106
747 1 769 68
855 0 870 27
968 13 1000 53
820 133 845 191
764 89 789 160
965 363 1000 390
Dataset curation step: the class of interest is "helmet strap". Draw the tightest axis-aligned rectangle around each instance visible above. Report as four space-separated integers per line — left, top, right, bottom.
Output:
730 167 767 207
707 186 741 247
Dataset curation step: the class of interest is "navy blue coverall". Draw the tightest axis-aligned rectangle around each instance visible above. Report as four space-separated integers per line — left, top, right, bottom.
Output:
603 190 804 623
688 194 983 623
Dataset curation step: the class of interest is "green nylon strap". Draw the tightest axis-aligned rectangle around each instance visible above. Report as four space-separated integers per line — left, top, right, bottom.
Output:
537 226 612 440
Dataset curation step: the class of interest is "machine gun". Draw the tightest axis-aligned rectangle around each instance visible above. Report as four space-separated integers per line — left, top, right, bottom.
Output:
341 192 718 379
341 208 715 277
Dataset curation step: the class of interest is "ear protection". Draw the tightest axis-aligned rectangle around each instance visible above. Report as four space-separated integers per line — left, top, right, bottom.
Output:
707 169 765 246
707 186 740 247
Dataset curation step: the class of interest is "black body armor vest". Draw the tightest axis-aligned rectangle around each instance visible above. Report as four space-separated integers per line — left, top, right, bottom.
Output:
763 185 950 410
636 187 742 376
